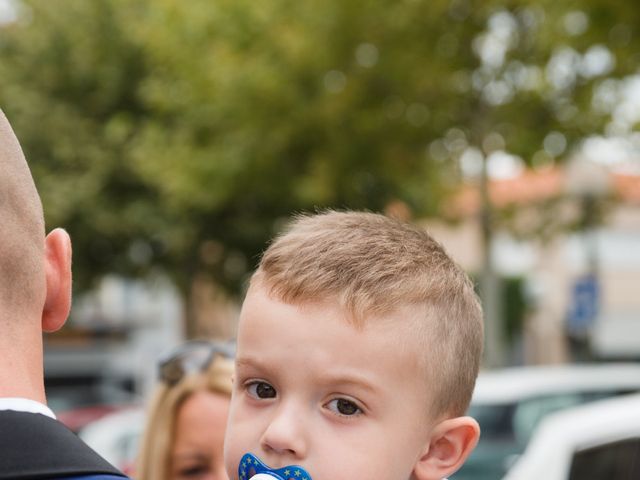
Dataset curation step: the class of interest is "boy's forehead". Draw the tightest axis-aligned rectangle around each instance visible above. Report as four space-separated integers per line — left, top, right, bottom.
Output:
239 283 429 369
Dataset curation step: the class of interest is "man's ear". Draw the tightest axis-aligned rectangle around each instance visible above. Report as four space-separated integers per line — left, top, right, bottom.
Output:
42 228 72 333
413 416 480 480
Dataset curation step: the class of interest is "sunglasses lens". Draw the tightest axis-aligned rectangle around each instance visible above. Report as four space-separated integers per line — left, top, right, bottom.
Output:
159 359 185 385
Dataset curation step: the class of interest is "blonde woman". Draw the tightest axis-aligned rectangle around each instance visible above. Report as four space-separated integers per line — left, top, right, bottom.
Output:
137 341 234 480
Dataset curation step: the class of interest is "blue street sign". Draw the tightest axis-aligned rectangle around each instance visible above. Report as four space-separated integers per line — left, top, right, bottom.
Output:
567 274 599 335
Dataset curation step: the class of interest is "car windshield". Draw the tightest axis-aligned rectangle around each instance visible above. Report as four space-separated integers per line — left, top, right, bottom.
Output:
469 390 634 447
468 403 517 442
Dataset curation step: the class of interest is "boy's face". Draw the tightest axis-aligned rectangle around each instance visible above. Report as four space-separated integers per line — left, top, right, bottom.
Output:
224 283 435 480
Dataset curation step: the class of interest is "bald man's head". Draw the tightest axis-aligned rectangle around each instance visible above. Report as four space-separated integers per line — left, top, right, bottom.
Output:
0 109 46 313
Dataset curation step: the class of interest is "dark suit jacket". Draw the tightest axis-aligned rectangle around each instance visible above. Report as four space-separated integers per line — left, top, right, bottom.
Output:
0 410 128 479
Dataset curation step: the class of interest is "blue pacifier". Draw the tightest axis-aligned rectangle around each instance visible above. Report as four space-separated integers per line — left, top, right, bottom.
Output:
238 453 313 480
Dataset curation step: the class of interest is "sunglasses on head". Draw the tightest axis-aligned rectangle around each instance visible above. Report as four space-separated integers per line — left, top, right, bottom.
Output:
158 339 235 386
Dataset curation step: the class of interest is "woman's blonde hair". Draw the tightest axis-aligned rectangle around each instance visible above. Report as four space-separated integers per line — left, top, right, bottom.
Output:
136 352 234 480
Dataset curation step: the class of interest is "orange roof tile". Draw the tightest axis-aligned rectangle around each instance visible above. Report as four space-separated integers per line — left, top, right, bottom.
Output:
447 166 640 218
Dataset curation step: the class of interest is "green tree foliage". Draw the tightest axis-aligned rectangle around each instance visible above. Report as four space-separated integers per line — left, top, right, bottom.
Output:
0 0 638 298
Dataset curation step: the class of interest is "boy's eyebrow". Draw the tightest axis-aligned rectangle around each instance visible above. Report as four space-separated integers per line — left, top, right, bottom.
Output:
234 355 273 377
235 356 266 370
315 372 379 394
235 356 379 394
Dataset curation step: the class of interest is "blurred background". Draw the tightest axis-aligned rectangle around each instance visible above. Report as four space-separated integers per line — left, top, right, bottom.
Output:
1 0 639 478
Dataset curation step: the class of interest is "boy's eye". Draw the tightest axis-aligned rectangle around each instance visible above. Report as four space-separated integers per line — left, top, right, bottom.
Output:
326 398 362 416
247 381 277 399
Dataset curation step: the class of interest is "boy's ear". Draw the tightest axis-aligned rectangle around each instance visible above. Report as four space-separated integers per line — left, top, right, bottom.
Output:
42 228 72 333
413 416 480 480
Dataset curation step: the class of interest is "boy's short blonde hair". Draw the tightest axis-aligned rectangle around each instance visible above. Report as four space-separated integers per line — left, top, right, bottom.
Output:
252 211 483 417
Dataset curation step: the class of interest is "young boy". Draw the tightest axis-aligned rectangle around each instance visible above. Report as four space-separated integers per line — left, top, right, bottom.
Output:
224 211 483 480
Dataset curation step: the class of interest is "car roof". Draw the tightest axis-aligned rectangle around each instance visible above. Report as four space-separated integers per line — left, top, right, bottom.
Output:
503 393 640 480
471 363 640 404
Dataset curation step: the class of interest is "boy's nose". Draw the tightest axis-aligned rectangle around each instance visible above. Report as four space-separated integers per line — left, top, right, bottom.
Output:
260 402 308 460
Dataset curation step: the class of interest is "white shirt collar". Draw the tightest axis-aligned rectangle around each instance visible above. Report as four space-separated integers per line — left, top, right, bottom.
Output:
0 397 56 419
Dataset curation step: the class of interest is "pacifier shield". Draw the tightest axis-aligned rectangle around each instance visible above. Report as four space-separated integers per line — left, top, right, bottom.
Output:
238 453 312 480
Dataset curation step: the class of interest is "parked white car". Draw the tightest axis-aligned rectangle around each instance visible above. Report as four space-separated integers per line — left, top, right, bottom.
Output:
453 363 640 480
503 392 640 480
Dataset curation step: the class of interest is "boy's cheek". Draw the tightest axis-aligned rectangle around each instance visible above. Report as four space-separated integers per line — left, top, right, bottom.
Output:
224 409 261 476
224 406 248 479
223 427 243 480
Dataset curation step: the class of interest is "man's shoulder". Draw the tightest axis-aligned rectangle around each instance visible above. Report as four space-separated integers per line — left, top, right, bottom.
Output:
0 411 127 479
52 476 128 480
55 476 128 480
